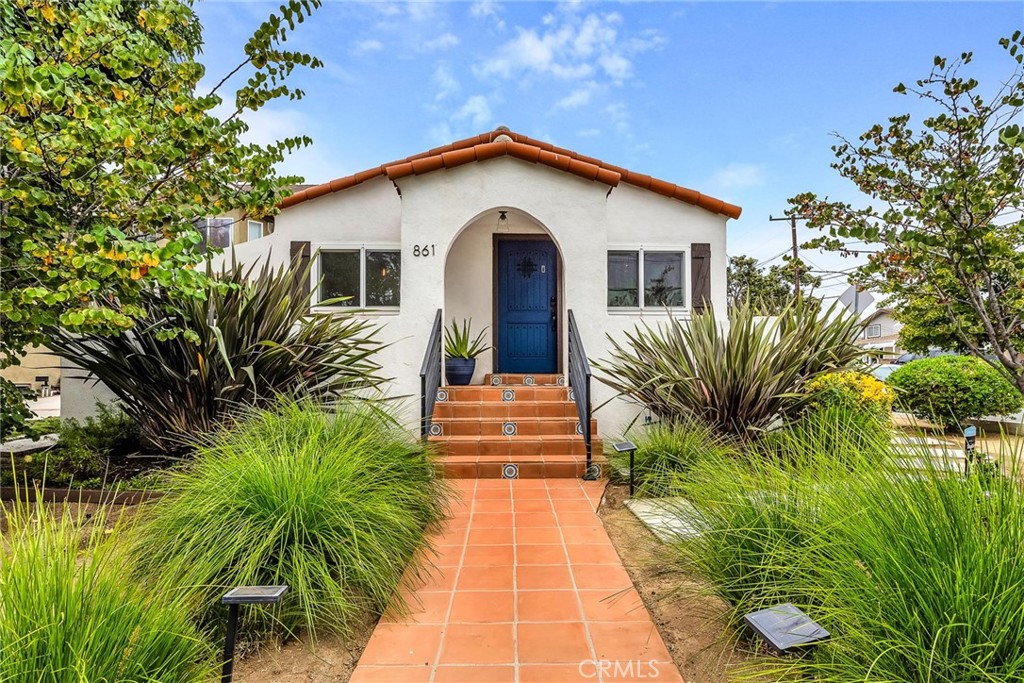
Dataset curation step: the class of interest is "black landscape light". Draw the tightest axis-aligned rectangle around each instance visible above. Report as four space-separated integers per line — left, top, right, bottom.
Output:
613 441 638 496
220 585 289 683
743 603 830 655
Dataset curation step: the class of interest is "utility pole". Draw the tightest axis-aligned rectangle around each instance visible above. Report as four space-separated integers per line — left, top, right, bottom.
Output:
769 213 809 303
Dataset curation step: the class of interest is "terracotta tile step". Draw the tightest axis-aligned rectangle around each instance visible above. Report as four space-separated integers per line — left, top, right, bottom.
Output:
437 454 608 479
427 435 602 458
432 417 598 437
438 386 569 402
483 373 566 386
433 401 581 419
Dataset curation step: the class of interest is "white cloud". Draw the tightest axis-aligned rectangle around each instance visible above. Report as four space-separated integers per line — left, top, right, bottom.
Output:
319 60 359 85
573 13 619 57
577 127 601 138
627 29 668 53
555 82 598 110
433 62 460 101
470 1 501 19
405 1 438 23
604 102 630 134
238 108 310 148
422 32 460 51
452 95 493 129
351 38 384 55
598 53 631 82
707 163 767 191
472 11 661 88
236 108 339 183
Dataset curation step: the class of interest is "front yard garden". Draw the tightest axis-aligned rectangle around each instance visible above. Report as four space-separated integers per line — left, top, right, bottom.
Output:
598 300 1024 682
0 261 450 681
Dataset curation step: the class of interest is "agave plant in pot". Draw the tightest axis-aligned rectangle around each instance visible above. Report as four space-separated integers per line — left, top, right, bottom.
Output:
444 318 490 386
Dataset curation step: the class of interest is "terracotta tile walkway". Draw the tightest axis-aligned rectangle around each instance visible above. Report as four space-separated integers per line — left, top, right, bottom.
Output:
350 479 683 683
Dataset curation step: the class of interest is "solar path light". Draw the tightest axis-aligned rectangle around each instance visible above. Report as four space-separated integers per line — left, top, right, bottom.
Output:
743 603 830 655
221 585 289 683
613 441 638 496
964 425 978 473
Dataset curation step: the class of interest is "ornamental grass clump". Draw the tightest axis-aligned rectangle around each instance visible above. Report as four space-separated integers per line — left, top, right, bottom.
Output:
130 399 449 641
0 497 214 683
609 418 740 498
672 428 1024 682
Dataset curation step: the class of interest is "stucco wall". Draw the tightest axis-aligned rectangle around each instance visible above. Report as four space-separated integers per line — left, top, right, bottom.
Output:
60 356 118 420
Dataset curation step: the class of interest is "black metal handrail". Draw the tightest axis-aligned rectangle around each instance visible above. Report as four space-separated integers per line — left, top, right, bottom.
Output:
420 309 443 441
567 310 594 477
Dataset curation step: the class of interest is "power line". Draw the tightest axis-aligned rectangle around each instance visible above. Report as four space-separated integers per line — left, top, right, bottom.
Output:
756 248 790 268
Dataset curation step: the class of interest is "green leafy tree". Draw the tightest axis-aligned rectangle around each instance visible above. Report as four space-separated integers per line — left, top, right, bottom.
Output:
791 33 1024 395
727 255 820 314
0 0 322 367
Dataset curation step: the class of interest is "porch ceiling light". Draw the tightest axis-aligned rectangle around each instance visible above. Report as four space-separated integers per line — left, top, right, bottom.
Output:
743 603 830 655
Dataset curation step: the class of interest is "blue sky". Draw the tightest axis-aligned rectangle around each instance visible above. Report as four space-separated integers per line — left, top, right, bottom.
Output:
194 0 1021 295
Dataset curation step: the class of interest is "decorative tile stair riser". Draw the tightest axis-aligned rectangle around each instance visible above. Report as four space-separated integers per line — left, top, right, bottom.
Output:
428 379 604 479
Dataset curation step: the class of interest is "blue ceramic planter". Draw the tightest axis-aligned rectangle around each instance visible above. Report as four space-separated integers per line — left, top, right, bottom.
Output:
445 358 476 386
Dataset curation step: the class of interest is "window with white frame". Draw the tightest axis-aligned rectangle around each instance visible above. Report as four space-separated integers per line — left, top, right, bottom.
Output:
318 248 401 308
608 249 686 308
247 220 264 242
866 323 882 338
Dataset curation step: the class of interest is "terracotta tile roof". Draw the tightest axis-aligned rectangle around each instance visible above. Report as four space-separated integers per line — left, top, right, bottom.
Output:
278 129 742 219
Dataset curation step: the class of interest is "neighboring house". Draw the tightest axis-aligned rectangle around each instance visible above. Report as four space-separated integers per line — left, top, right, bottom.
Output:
856 307 903 358
221 127 741 439
1 345 60 395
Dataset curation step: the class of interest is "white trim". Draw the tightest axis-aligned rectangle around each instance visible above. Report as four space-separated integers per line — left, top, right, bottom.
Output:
247 220 263 242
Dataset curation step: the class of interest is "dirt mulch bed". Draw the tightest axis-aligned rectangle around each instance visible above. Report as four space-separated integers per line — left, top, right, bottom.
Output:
232 618 376 683
598 482 756 682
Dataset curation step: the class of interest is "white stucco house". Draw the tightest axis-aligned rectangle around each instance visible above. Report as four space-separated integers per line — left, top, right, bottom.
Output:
66 128 742 477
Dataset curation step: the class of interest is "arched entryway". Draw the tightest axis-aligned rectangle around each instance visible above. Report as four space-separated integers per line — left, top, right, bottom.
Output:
443 208 565 383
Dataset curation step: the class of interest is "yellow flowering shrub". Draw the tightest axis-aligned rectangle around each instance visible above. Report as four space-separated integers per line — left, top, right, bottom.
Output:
807 371 894 415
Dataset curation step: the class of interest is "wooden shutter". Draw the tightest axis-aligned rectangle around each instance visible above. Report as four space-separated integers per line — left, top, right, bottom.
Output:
690 243 711 314
290 240 311 302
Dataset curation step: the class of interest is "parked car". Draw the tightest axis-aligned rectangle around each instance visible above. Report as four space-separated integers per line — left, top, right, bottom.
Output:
870 364 900 382
893 349 957 364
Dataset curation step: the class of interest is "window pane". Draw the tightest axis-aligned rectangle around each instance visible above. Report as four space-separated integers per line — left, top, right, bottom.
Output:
247 220 263 241
366 250 401 307
607 251 639 307
644 252 684 307
197 217 232 252
320 251 360 307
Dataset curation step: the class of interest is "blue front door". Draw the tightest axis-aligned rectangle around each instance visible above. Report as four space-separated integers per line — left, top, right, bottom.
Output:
497 239 558 373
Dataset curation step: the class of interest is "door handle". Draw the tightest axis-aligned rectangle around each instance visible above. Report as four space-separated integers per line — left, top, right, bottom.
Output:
550 296 557 329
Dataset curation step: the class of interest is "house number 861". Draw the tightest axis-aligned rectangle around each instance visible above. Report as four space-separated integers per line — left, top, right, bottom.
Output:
412 244 435 257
